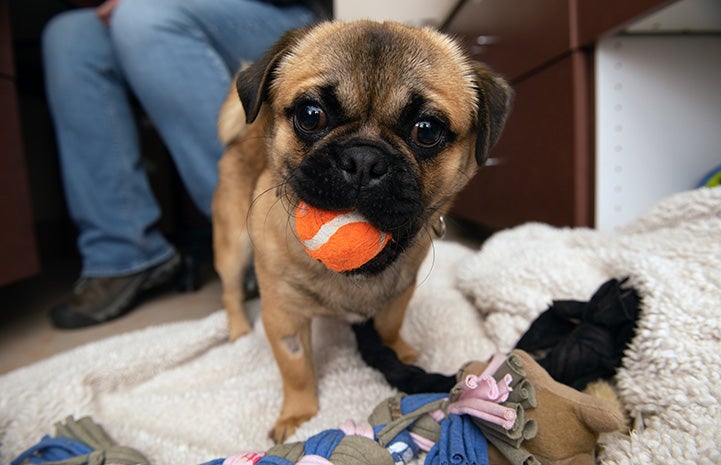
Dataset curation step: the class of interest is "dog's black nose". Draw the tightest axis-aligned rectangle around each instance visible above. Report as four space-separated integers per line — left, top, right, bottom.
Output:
338 146 388 187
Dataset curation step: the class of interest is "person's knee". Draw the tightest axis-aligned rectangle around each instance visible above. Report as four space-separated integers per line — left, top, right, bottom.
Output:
43 10 108 79
110 0 188 52
43 10 94 62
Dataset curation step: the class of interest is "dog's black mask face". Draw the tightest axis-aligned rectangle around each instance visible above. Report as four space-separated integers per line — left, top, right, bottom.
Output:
289 137 424 234
288 134 424 273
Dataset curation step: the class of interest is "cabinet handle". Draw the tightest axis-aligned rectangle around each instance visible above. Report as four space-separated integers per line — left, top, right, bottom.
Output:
471 35 498 55
476 35 498 46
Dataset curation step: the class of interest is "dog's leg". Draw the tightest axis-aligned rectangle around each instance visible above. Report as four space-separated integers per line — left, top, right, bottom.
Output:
212 138 265 341
215 230 253 341
260 288 318 443
373 285 419 363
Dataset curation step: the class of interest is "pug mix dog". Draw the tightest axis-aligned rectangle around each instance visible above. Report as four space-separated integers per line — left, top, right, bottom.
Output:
213 20 512 442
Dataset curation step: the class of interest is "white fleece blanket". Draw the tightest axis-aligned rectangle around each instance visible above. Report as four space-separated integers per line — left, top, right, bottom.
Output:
2 187 720 465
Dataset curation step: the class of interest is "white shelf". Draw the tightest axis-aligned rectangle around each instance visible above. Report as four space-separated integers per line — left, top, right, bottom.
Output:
595 35 721 232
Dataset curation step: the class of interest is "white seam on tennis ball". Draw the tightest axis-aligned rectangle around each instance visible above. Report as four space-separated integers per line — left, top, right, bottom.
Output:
303 210 369 251
376 232 389 252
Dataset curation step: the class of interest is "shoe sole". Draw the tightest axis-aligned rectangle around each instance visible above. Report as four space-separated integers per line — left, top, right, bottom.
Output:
141 253 182 291
51 253 182 329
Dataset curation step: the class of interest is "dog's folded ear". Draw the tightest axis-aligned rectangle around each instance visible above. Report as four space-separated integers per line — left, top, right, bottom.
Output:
236 26 312 124
472 63 514 165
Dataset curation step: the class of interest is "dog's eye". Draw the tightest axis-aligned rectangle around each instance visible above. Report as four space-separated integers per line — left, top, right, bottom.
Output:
411 120 444 148
294 104 327 134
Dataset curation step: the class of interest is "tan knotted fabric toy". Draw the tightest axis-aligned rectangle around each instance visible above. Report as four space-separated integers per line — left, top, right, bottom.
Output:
460 350 626 465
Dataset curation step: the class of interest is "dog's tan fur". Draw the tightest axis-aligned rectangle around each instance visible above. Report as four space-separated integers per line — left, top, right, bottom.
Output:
212 20 512 443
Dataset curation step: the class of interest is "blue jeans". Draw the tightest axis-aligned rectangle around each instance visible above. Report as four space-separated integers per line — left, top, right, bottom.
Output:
42 0 316 277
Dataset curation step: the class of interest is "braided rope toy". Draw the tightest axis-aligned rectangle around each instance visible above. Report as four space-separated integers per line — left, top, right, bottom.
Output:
13 353 537 465
15 349 626 465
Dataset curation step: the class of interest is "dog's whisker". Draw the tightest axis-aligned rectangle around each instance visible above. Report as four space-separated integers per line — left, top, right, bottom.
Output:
246 180 291 251
414 225 438 290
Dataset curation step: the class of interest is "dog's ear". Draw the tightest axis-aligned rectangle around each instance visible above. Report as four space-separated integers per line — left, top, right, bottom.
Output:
472 63 513 165
236 26 312 124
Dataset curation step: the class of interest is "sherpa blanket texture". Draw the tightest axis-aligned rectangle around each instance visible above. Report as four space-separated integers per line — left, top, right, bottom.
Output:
1 187 720 465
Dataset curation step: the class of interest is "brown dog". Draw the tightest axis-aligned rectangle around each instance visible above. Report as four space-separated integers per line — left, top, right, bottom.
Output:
213 20 512 443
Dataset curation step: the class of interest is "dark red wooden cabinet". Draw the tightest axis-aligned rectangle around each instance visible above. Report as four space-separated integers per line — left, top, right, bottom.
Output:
444 0 673 229
1 1 40 285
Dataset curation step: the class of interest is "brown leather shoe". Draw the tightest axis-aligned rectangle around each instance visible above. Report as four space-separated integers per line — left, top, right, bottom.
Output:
49 253 181 329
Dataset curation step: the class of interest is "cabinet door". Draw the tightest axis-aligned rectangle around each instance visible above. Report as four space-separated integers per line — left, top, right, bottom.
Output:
452 52 594 229
575 0 675 47
443 0 571 81
1 3 40 285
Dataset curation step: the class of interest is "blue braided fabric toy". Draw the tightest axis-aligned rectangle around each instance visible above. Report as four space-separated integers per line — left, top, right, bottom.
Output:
11 416 150 465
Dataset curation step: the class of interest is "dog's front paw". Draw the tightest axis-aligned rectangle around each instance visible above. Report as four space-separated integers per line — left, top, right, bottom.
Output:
227 314 252 342
269 413 314 444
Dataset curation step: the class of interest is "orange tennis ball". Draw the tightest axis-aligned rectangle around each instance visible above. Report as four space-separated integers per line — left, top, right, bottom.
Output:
295 201 391 272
